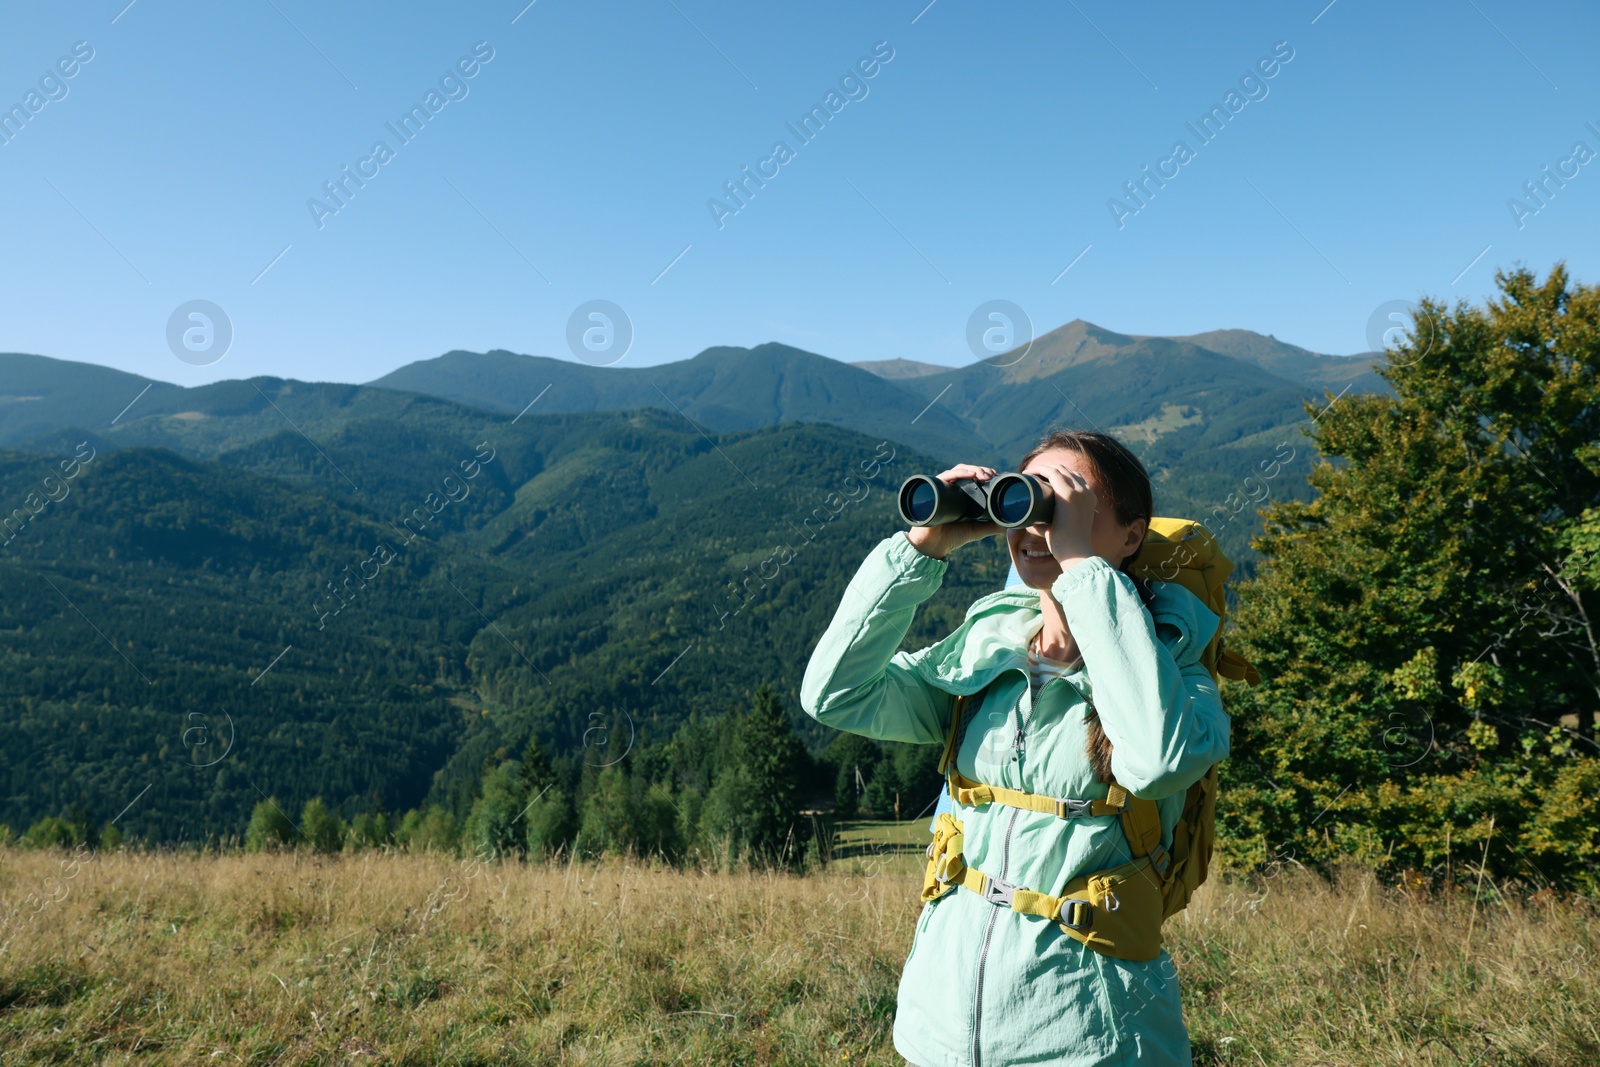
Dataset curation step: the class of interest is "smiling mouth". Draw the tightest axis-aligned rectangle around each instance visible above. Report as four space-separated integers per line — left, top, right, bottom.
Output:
1021 548 1053 561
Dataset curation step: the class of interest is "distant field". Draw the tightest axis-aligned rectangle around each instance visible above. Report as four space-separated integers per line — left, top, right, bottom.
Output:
820 819 931 878
1 837 1595 1066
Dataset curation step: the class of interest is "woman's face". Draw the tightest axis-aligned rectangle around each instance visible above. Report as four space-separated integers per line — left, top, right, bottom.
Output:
1004 447 1146 589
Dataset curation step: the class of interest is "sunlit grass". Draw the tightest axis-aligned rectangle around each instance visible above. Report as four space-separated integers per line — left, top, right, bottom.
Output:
0 834 1594 1066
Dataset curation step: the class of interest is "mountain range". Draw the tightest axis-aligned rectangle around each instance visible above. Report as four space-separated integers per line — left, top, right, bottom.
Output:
0 320 1385 843
0 318 1384 524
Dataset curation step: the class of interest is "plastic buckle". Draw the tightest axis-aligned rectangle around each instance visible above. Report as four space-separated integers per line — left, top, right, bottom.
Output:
982 877 1017 908
1058 898 1094 932
1055 797 1095 819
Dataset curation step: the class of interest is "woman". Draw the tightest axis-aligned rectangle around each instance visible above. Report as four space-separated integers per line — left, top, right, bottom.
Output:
800 429 1229 1067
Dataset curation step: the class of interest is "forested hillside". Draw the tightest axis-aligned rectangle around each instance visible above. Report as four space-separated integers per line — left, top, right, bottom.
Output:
0 412 1007 846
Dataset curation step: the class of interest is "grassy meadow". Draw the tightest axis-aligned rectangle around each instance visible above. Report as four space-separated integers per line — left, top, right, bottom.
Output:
1 823 1595 1067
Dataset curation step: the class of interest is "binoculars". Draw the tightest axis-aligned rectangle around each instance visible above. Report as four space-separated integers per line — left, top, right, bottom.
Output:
897 471 1054 528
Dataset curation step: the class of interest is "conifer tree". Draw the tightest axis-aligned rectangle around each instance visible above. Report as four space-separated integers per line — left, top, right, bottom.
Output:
702 682 806 865
517 734 577 857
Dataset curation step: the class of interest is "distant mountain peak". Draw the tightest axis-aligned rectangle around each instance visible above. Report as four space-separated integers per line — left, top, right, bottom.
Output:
850 357 955 380
981 318 1144 381
689 341 827 363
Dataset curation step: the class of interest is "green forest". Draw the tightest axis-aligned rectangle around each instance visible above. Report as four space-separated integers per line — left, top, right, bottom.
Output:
3 264 1597 894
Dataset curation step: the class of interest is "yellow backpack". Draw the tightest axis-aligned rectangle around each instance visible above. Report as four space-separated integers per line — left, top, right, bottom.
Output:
920 518 1261 960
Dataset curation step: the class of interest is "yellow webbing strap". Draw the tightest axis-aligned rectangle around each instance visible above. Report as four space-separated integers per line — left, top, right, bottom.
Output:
921 811 965 903
936 694 966 778
920 811 1163 960
946 768 1132 820
935 685 1171 873
1118 794 1170 875
955 864 1085 924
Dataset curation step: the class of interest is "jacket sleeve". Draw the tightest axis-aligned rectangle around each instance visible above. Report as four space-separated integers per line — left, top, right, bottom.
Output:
799 531 955 745
1052 555 1229 800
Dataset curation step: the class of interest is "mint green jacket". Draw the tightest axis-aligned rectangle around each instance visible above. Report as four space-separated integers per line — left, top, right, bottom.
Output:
800 532 1229 1067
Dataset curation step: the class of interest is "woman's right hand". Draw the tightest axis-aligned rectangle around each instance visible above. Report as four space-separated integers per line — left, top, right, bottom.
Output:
904 463 1005 560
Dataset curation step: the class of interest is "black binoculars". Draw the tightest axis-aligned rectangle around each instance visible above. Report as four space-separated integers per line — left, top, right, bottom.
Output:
897 471 1054 528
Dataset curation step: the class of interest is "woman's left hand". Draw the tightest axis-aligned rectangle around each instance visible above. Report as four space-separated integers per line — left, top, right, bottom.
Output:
1032 463 1097 566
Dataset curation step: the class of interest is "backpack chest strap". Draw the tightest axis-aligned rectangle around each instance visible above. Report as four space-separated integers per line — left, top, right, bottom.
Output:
937 694 1171 874
945 768 1131 820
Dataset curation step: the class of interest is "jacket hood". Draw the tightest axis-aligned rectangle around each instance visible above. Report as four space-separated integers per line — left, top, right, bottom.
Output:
905 577 1221 699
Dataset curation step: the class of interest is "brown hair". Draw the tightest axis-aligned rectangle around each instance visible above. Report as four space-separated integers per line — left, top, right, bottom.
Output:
1017 428 1154 784
1017 428 1154 583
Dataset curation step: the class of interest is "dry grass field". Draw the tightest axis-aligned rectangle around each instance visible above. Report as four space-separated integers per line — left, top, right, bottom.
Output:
1 833 1595 1066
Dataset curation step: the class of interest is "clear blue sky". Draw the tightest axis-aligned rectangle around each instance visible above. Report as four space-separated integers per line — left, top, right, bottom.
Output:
1 0 1595 386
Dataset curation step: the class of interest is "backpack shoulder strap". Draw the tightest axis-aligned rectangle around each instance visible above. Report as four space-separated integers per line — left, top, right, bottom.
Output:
1116 790 1171 877
937 693 967 778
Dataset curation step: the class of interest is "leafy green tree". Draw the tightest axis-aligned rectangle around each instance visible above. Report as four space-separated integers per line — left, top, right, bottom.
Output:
699 766 750 866
577 764 636 858
346 809 390 851
634 781 683 861
672 783 705 857
1223 263 1600 891
22 815 78 849
299 797 346 854
464 760 530 859
244 796 296 852
523 785 577 858
395 804 461 854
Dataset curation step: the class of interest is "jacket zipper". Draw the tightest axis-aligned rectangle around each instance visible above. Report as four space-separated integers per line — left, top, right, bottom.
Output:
974 668 1086 1065
971 804 1021 1067
1011 668 1082 762
972 672 1026 1067
1011 678 1027 761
